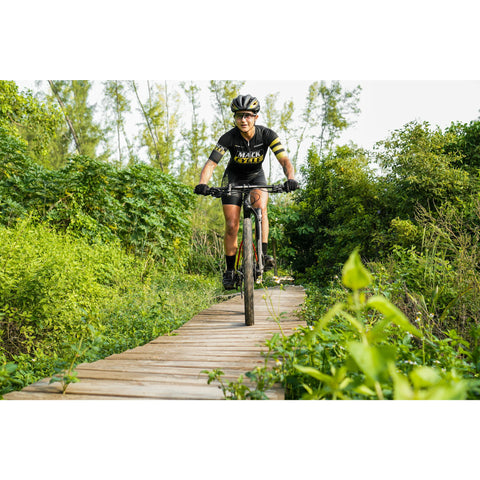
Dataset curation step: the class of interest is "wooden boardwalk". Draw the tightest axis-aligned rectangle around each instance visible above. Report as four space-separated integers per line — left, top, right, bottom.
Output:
4 285 305 400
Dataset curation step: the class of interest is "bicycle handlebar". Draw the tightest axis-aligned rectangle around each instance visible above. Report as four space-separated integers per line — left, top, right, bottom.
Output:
206 184 286 198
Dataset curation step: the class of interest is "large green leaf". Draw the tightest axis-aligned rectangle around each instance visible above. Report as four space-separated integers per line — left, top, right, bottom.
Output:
409 366 441 389
347 341 395 383
294 364 333 385
367 295 423 338
388 364 415 400
342 248 372 290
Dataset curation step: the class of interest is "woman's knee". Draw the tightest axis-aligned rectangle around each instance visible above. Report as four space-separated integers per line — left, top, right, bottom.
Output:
225 217 239 236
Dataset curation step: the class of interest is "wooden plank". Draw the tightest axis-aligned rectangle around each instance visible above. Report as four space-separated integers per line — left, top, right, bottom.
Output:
20 379 226 400
75 359 267 373
2 391 132 401
72 362 273 381
3 285 305 400
5 384 284 401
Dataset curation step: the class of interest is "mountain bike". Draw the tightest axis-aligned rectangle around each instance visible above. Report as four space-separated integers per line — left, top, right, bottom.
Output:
206 184 286 326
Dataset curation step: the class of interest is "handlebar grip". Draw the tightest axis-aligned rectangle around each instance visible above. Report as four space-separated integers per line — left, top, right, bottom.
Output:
207 187 223 198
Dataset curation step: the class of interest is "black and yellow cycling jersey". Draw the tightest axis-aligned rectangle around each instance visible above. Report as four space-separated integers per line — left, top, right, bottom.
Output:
208 125 287 174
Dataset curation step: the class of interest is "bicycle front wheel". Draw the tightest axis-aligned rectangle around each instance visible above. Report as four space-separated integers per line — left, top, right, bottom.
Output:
243 217 255 326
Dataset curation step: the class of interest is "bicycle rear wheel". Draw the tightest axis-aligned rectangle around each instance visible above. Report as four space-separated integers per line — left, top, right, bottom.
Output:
243 217 255 326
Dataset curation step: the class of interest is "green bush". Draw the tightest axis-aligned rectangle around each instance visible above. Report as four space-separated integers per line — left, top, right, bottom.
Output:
0 128 194 265
0 219 221 396
0 219 130 358
376 121 471 219
287 145 384 281
374 202 480 342
207 251 475 400
0 81 61 166
282 121 480 286
186 226 224 276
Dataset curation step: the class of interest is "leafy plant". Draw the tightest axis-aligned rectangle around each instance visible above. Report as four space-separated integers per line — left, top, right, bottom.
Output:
0 129 195 265
208 250 470 400
0 219 222 397
50 333 89 394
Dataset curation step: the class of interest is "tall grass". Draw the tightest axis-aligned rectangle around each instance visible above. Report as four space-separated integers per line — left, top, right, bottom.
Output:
376 201 480 343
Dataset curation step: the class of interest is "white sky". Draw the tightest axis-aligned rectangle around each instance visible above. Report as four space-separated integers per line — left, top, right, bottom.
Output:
242 79 480 150
16 79 480 153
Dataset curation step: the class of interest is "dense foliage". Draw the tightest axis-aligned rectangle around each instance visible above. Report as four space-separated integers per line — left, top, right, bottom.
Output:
2 80 480 400
0 84 217 396
0 127 194 265
287 120 480 280
0 81 62 167
209 118 480 399
0 218 219 395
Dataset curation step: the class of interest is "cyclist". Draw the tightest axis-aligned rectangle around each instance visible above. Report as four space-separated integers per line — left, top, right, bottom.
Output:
194 94 299 290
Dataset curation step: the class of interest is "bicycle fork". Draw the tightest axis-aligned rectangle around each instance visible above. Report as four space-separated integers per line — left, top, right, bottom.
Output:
253 207 264 282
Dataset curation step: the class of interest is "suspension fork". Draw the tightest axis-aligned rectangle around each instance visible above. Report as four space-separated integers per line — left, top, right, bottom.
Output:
254 207 263 275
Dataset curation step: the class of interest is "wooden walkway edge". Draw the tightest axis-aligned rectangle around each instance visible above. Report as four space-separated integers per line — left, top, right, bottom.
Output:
4 285 306 400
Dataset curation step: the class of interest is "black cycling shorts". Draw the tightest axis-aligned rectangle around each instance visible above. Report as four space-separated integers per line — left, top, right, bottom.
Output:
221 168 267 206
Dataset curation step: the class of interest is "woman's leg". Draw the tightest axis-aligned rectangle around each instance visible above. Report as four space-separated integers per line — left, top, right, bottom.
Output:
251 188 275 270
251 189 269 243
222 204 241 256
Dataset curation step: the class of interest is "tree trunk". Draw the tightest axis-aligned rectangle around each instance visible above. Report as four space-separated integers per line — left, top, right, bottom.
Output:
114 81 122 164
132 81 163 170
48 80 82 155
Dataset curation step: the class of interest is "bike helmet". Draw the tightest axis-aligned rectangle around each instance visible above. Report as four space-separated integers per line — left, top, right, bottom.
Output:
230 94 260 114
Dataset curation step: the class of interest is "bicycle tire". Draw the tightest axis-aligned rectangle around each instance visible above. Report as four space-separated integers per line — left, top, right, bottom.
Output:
243 217 255 326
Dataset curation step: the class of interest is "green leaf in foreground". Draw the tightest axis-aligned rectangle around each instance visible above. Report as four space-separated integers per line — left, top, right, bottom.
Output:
347 342 395 383
342 248 372 290
367 295 423 338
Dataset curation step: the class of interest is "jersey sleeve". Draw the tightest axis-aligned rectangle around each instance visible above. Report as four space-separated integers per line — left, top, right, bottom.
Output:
208 143 227 164
266 128 288 161
208 132 229 164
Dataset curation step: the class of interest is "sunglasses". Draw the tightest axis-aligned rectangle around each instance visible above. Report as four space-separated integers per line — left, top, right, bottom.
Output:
234 112 256 120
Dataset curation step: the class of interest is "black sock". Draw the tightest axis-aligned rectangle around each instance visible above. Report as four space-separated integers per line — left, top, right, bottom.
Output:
262 243 268 256
226 255 236 271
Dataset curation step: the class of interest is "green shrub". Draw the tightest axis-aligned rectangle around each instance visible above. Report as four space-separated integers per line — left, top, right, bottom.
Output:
374 202 480 343
186 226 224 276
0 219 139 359
282 121 480 286
287 145 386 282
0 81 61 166
0 219 221 396
0 129 195 266
207 250 475 400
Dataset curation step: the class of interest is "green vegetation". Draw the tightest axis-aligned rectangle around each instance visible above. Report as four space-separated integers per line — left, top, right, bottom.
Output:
1 80 480 400
207 251 476 399
0 82 224 396
208 117 480 399
0 218 219 396
0 129 193 264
